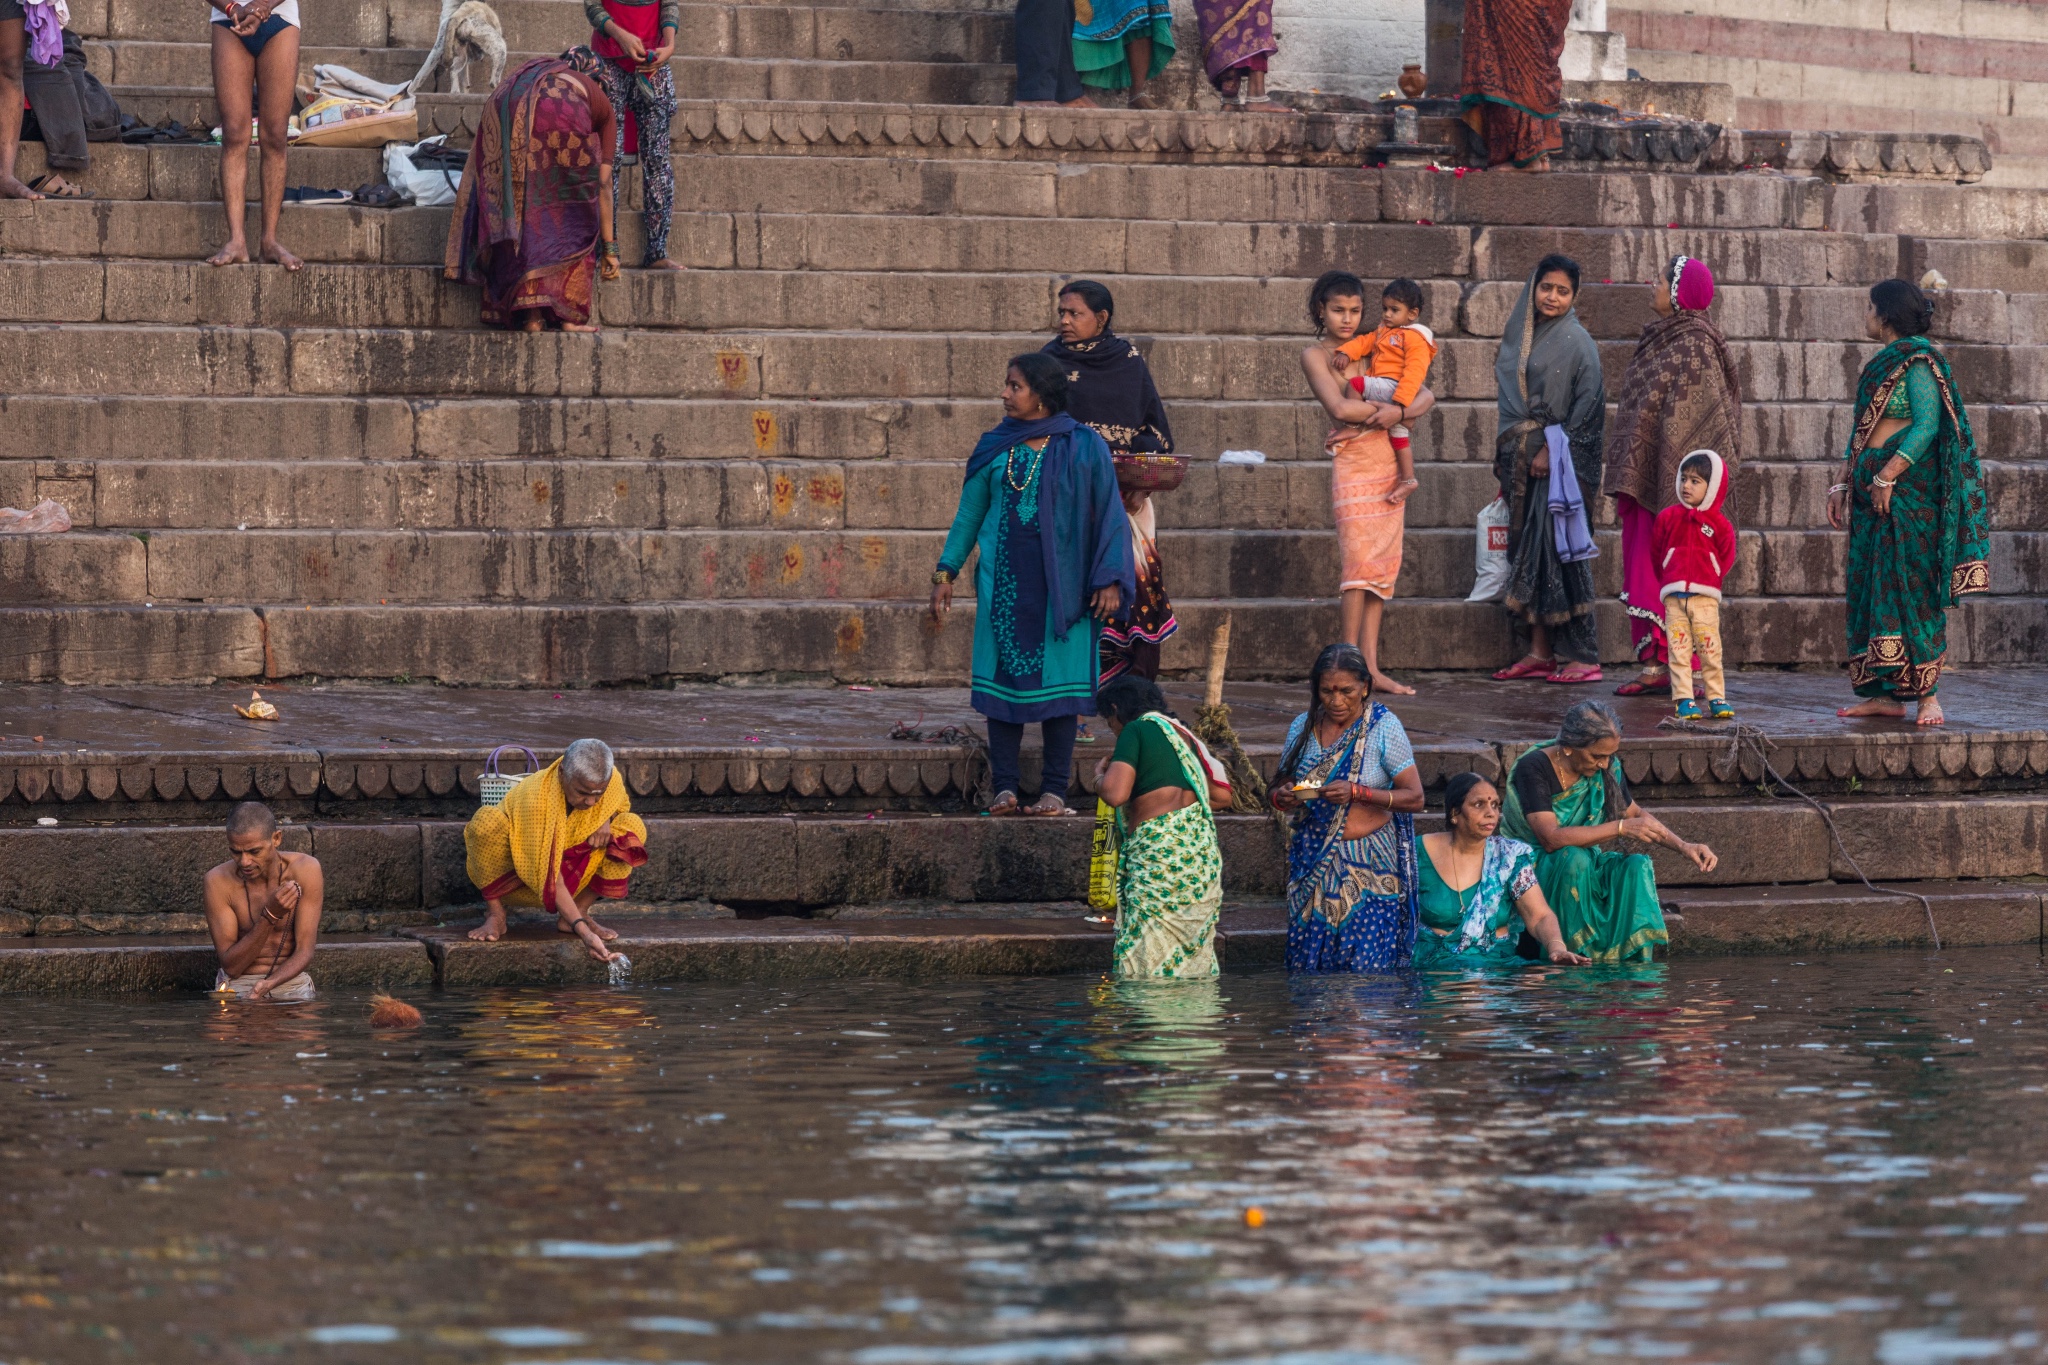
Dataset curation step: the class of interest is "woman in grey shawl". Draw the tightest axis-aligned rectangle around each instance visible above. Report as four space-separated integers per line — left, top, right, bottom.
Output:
1491 254 1607 684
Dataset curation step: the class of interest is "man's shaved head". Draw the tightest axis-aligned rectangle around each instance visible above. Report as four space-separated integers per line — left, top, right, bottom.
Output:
226 801 279 841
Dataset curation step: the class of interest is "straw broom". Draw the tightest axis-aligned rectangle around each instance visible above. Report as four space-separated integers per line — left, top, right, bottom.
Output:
1190 614 1282 826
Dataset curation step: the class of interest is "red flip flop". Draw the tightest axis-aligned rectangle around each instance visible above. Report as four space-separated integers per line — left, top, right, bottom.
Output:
1492 656 1557 681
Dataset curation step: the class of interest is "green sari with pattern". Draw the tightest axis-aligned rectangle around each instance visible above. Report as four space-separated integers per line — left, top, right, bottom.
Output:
1500 743 1667 964
1110 713 1224 980
1843 336 1989 699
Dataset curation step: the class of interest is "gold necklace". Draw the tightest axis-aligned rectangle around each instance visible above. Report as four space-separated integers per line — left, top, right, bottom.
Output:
1004 441 1045 492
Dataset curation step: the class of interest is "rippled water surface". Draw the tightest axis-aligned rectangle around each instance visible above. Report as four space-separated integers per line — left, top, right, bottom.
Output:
7 950 2048 1364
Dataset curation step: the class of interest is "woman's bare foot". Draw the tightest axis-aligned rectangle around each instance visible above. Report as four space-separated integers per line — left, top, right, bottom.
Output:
562 322 599 332
0 173 44 200
1836 697 1908 719
647 257 685 271
1060 94 1096 108
1370 670 1416 697
206 238 251 267
467 907 507 942
259 239 303 272
558 911 619 941
1915 696 1946 726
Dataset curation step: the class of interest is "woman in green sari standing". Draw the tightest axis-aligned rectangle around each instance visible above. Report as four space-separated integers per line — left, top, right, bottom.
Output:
1827 279 1990 727
1093 676 1234 978
1499 700 1718 963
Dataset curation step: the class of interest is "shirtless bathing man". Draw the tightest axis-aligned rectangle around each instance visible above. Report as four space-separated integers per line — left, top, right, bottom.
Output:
202 801 324 1000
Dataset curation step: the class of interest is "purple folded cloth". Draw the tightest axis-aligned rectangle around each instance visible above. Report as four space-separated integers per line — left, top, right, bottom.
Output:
23 1 62 67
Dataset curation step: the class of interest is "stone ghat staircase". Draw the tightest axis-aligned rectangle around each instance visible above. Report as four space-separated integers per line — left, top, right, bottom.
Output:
0 0 2043 693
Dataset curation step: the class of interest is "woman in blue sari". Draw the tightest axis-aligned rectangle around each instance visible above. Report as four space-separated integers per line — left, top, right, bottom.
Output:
1414 772 1588 970
932 353 1135 815
1272 643 1427 972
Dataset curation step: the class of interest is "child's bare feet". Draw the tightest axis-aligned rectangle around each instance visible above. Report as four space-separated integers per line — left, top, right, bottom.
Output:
1387 477 1419 507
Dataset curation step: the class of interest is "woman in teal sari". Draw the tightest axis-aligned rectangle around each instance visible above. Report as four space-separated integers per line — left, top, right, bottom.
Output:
1415 772 1587 970
1499 700 1717 963
1827 279 1989 727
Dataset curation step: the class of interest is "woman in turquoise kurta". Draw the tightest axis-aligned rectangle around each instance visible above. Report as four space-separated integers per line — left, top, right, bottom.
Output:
1415 772 1588 971
1073 0 1176 107
1498 700 1718 963
931 353 1136 815
1827 278 1989 728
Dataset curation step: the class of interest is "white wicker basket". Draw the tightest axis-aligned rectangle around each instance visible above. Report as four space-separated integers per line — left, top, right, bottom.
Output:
478 745 540 807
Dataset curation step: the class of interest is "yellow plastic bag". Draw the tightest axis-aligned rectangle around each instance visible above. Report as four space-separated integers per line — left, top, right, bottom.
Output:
1088 799 1120 912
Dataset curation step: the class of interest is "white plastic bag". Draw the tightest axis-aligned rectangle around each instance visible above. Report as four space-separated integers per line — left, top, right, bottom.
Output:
1467 495 1511 602
1218 449 1267 465
383 136 461 206
0 499 72 534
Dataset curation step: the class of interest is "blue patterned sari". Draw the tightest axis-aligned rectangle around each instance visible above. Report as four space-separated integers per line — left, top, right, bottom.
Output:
1283 704 1420 973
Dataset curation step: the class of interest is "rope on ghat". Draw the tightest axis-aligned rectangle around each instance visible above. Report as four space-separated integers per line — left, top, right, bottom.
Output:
1655 716 1942 950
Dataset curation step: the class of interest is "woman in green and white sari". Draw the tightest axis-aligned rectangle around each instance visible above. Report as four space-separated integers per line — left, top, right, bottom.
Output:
1499 700 1718 963
1094 675 1234 978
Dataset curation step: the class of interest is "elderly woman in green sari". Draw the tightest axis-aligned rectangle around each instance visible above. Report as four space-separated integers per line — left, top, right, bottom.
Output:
1500 700 1717 963
1827 278 1990 728
1094 675 1234 978
1415 772 1588 970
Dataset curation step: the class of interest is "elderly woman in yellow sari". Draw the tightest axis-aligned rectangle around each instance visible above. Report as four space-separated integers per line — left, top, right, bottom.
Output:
465 737 646 961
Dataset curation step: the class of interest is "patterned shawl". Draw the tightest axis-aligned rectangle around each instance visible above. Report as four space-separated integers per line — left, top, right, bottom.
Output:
1041 330 1174 455
1850 337 1990 603
1451 835 1540 955
1603 311 1743 512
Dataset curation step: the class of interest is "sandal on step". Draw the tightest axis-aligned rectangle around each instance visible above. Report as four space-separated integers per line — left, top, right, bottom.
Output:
1613 671 1670 697
986 790 1021 816
26 173 88 199
1491 655 1556 681
1024 793 1072 816
1547 663 1605 684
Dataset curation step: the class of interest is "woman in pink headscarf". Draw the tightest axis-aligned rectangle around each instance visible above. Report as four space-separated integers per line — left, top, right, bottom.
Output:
1602 256 1742 696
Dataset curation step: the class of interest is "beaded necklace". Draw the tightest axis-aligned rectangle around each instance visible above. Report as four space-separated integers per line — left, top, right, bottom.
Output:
1004 440 1046 492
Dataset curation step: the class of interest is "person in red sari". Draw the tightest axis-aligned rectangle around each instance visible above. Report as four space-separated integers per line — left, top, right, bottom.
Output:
1459 0 1575 169
444 47 622 331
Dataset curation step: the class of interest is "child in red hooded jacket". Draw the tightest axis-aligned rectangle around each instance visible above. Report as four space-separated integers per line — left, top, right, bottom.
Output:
1652 449 1735 719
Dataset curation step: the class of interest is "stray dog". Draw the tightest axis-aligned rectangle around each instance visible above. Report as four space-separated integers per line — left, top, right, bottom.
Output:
408 0 507 96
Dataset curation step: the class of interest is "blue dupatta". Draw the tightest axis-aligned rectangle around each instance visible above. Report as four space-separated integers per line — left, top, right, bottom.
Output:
1283 703 1420 973
965 415 1135 640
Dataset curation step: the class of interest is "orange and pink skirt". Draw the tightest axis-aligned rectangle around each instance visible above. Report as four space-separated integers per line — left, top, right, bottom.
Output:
1329 427 1403 598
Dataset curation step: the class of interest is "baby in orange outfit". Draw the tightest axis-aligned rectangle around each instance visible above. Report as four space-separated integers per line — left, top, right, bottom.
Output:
1334 278 1434 505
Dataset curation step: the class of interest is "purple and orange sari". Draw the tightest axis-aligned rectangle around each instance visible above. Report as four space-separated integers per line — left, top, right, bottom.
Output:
444 56 604 327
1194 0 1276 94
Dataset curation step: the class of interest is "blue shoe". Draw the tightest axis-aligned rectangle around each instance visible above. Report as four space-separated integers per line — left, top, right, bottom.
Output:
1707 697 1735 720
1673 698 1703 720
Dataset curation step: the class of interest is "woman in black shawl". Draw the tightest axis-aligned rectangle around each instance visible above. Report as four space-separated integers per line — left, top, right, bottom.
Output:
1044 280 1178 681
1492 254 1606 683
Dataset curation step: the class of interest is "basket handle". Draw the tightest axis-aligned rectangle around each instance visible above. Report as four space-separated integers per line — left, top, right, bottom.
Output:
485 744 540 778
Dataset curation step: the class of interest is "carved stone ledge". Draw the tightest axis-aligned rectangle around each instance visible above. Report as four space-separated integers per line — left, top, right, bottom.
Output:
1706 129 1990 184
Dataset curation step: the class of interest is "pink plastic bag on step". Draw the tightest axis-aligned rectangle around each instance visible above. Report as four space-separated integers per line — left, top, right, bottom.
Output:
0 500 73 534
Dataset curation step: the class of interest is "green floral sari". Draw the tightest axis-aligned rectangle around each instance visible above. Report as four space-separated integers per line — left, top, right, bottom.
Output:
1500 743 1667 964
1111 713 1224 980
1844 336 1989 699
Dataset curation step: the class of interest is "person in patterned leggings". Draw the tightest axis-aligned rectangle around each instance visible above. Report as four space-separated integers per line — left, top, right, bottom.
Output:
585 0 681 270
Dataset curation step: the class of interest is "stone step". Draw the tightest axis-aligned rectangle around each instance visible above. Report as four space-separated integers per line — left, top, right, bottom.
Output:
4 793 2045 932
4 391 2044 473
7 320 2048 409
9 255 2048 348
1 595 2040 685
7 523 2047 606
83 6 1016 85
76 0 1018 46
14 457 2044 540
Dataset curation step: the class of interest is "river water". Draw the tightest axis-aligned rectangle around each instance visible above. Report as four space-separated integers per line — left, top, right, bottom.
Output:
5 950 2047 1365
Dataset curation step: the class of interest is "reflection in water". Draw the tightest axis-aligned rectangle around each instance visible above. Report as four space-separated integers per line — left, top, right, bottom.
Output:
3 951 2048 1364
